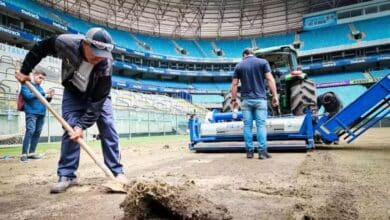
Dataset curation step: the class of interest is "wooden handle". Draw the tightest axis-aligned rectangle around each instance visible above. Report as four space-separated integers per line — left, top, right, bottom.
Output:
24 81 116 181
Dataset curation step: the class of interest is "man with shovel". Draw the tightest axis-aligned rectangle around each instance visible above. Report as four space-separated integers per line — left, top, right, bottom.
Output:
15 27 127 193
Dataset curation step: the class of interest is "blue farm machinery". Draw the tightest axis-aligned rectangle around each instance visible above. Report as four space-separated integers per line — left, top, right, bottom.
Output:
188 49 390 152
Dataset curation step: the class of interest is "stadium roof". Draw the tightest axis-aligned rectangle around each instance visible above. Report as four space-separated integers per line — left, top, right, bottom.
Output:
37 0 369 39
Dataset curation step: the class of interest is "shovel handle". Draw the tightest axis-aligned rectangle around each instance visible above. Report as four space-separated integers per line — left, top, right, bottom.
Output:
24 81 116 181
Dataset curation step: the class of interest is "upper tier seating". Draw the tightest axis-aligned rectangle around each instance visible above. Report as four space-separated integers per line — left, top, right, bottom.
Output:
310 71 364 84
354 16 390 41
175 40 205 57
300 23 355 51
4 0 390 59
215 39 252 58
255 33 295 49
136 35 178 56
197 40 219 57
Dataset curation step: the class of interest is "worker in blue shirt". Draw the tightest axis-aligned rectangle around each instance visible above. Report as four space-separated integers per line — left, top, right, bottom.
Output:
231 48 279 159
20 70 54 162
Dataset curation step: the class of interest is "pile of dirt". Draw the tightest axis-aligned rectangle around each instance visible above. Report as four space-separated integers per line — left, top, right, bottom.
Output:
120 179 232 220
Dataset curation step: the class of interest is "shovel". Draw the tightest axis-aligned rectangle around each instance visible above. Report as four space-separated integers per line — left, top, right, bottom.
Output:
19 72 127 193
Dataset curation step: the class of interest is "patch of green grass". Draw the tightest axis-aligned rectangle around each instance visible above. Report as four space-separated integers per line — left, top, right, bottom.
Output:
0 135 188 157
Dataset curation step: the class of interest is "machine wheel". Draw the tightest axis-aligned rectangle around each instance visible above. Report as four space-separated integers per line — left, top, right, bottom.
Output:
222 92 241 112
290 79 317 115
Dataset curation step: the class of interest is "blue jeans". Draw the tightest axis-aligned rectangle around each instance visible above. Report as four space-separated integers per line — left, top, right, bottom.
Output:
241 99 268 152
57 89 123 178
22 113 45 154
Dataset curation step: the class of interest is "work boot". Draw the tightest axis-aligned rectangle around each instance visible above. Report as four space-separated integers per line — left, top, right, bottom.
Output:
28 154 42 160
258 151 267 160
246 150 254 159
20 154 28 163
259 151 272 159
263 151 272 158
115 173 129 184
50 176 78 194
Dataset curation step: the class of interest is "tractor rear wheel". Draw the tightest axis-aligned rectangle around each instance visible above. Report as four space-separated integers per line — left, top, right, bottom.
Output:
290 79 317 115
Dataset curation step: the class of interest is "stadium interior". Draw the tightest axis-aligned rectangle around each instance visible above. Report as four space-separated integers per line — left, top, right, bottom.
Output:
0 0 389 140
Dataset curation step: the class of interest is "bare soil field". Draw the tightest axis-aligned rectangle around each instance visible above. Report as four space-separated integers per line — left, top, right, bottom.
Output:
0 128 389 219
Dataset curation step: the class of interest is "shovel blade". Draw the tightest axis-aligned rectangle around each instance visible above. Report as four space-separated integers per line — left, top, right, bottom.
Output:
102 181 127 193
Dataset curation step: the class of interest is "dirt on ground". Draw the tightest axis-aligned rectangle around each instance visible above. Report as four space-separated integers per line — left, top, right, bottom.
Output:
0 128 389 220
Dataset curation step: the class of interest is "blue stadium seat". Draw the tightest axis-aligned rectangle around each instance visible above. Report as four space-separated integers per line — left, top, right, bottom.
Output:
175 40 204 58
370 69 390 78
215 39 252 58
256 33 295 48
354 16 390 41
214 82 231 90
300 24 355 50
140 79 189 89
197 40 219 57
136 35 178 56
192 95 223 103
192 82 219 90
109 29 141 51
6 0 51 19
310 71 364 84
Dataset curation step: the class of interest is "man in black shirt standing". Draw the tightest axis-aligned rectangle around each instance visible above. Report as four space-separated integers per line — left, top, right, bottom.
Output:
231 48 279 159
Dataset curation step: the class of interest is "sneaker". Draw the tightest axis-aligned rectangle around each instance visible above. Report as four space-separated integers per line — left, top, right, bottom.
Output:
50 176 78 194
28 154 42 160
20 155 28 163
246 150 254 159
115 173 129 184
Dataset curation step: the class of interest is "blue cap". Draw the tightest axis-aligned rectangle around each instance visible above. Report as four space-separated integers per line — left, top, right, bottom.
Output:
85 27 114 59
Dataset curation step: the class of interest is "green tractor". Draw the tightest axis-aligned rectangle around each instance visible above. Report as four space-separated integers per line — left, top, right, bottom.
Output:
222 45 317 116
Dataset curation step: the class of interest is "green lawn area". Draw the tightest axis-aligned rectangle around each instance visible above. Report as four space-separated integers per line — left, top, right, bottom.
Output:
0 135 188 157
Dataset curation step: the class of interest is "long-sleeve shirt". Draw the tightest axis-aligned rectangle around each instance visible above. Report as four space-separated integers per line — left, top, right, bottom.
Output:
21 84 51 115
20 34 113 129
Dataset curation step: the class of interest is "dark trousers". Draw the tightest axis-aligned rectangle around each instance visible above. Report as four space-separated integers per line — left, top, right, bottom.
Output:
57 89 123 178
22 113 45 154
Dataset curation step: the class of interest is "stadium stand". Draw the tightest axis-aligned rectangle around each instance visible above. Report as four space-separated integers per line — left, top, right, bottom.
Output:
192 95 224 104
4 0 390 61
139 79 190 89
255 33 295 49
192 82 226 90
370 69 390 78
310 71 365 83
136 35 178 56
111 89 206 115
174 40 205 57
197 40 219 57
110 30 141 52
354 16 390 41
215 39 252 58
299 23 356 50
